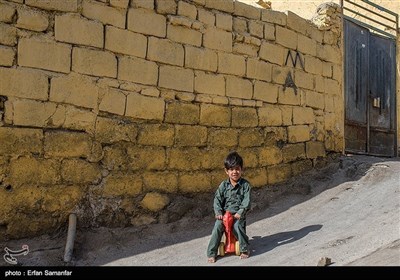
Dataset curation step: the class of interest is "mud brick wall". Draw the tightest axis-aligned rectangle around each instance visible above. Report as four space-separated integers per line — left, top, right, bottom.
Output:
0 0 343 240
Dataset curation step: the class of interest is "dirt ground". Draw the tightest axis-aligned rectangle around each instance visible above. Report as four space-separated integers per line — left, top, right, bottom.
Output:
1 154 399 268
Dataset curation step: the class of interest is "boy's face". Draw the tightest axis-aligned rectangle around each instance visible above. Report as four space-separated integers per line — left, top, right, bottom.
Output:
225 165 242 184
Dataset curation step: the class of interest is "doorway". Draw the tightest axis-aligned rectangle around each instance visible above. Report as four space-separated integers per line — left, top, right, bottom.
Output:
344 19 397 156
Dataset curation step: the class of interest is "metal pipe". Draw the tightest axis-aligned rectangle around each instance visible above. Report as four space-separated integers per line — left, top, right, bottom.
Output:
343 7 396 32
346 0 396 24
343 0 398 38
63 213 77 263
361 0 398 17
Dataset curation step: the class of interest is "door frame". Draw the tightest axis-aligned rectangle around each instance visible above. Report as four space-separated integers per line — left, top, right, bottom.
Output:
341 0 398 157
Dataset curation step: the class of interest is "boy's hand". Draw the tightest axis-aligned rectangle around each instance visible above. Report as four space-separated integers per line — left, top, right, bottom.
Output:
234 213 241 219
215 215 223 220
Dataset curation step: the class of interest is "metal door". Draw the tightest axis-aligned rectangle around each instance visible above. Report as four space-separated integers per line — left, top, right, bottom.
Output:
344 19 396 157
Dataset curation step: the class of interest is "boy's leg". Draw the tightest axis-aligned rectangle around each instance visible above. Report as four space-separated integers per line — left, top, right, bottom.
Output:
233 218 249 257
207 219 224 261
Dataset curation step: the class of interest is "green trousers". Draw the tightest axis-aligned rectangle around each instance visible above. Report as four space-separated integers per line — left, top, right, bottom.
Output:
206 218 249 258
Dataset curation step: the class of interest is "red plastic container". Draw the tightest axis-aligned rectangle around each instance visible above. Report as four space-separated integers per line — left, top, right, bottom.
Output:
218 211 240 256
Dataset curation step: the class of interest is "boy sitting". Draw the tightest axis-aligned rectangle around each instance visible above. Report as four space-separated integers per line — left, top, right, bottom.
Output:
206 151 252 263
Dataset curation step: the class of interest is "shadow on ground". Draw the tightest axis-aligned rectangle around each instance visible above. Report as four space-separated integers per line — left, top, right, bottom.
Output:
249 224 323 257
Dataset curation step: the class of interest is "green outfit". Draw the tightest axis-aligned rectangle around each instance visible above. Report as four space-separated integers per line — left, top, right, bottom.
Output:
206 177 252 258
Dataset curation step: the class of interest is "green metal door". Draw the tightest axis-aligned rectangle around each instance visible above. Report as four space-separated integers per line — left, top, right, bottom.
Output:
344 19 396 156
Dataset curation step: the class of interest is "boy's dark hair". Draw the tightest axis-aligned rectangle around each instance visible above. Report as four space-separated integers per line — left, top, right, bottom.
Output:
224 151 243 169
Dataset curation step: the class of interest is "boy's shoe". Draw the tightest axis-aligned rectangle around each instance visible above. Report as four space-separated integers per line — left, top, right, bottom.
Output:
240 252 249 259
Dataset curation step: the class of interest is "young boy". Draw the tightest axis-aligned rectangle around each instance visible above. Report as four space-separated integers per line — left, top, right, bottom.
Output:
206 151 252 263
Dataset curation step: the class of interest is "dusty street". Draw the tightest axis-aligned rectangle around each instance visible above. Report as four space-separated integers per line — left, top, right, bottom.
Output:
1 154 399 267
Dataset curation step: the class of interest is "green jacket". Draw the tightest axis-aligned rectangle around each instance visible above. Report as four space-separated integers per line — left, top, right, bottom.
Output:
213 177 251 217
